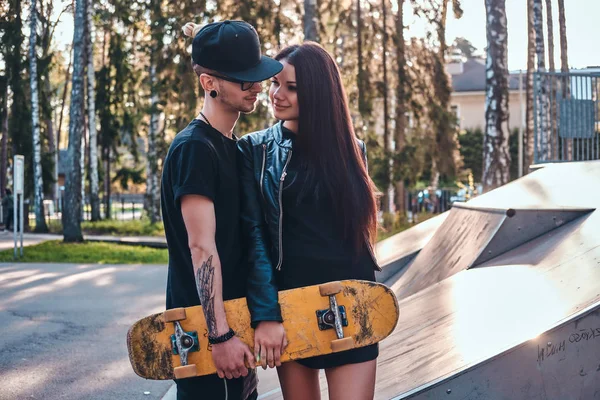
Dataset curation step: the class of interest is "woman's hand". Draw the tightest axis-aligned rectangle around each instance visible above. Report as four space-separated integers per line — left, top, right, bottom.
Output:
254 321 287 369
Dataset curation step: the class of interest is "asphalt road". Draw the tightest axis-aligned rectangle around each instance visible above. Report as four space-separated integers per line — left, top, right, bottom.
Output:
0 262 173 400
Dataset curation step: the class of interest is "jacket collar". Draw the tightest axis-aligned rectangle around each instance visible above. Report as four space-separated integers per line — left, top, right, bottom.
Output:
274 121 293 149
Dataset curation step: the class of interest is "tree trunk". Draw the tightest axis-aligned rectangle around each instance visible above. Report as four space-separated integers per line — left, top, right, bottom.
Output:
558 0 569 73
557 0 570 159
394 0 407 214
482 0 510 192
104 146 111 219
275 0 282 48
525 0 535 170
557 0 568 74
86 0 100 221
0 76 8 197
303 0 319 42
356 0 364 119
29 0 49 232
545 0 557 160
146 60 161 224
45 79 57 211
63 0 86 242
57 46 72 212
533 0 549 162
380 0 392 214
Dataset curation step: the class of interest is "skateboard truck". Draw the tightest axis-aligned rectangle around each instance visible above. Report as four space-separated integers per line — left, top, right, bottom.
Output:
170 321 199 366
163 308 200 377
317 305 348 334
318 281 355 352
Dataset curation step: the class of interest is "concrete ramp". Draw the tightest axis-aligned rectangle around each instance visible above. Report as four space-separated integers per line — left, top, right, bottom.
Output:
396 305 600 399
394 202 590 300
372 161 600 400
375 214 448 282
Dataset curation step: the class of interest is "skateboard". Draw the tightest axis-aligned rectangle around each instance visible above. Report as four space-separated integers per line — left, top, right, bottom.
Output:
127 279 399 380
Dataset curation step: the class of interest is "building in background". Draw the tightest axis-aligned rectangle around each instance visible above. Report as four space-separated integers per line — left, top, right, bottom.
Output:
448 57 524 132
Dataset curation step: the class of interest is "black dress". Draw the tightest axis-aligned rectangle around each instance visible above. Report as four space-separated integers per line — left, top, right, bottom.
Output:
276 127 378 369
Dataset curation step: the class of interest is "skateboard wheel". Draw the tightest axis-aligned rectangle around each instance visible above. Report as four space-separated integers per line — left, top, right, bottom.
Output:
319 281 342 296
331 337 354 352
174 364 197 379
163 308 186 323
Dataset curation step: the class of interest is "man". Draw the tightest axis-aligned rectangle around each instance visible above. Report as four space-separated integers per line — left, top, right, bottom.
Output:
160 20 282 400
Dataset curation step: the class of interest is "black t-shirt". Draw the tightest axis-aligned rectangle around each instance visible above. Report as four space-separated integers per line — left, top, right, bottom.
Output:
161 119 245 309
278 127 376 290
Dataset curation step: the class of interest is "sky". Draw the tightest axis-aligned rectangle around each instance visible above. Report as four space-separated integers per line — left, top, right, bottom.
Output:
52 0 599 72
433 0 599 71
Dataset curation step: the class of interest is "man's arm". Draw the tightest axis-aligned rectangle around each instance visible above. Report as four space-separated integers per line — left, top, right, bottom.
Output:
181 195 255 379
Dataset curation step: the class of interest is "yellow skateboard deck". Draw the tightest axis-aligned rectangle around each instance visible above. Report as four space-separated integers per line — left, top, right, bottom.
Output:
127 279 399 380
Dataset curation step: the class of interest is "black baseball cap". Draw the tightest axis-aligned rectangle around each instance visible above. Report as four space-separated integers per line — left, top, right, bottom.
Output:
192 20 283 83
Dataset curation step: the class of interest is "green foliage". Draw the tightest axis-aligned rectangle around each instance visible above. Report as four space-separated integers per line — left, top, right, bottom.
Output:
113 166 145 191
43 218 165 237
377 211 437 242
2 0 516 220
81 219 165 236
458 128 483 182
5 0 33 197
451 37 478 58
459 127 520 184
0 240 168 264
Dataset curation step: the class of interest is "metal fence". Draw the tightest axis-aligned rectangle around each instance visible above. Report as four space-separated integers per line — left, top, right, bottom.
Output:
404 187 480 222
534 71 600 163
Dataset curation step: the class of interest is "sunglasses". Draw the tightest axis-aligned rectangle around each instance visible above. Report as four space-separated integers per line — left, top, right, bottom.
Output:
206 73 259 91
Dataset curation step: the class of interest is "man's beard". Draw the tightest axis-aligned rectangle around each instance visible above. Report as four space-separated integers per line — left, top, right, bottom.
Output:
219 90 256 114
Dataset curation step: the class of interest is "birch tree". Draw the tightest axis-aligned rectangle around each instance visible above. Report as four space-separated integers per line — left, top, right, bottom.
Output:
304 0 319 42
557 0 569 75
525 0 535 170
380 0 392 214
144 1 163 224
482 0 510 191
63 0 86 242
533 0 548 161
29 0 49 232
557 0 571 159
545 0 557 157
86 0 100 220
145 61 160 223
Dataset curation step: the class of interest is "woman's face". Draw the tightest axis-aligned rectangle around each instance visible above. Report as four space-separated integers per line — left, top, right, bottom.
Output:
269 60 299 122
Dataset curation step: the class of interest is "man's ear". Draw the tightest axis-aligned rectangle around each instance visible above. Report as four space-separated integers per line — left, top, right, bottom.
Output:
199 73 216 93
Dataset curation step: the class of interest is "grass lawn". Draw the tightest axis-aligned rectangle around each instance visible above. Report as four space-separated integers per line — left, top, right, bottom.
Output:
377 212 437 242
44 219 165 237
0 240 168 264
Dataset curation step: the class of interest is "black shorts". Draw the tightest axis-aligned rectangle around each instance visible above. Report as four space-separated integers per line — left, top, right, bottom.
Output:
296 343 378 369
175 374 258 400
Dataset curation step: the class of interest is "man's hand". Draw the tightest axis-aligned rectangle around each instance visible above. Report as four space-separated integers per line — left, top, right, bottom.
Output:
211 336 256 379
254 321 287 369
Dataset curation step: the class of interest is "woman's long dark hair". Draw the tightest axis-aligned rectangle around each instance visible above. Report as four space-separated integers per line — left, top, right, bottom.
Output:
275 42 379 250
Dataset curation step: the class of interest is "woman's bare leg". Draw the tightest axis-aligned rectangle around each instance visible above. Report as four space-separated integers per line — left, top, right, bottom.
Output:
324 359 376 400
276 361 321 400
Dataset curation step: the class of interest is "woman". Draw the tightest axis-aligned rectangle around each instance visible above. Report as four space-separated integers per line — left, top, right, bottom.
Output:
237 42 380 400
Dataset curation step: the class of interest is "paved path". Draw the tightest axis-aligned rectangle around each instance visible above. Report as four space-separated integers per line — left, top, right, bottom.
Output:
0 231 167 251
0 262 172 400
0 231 61 251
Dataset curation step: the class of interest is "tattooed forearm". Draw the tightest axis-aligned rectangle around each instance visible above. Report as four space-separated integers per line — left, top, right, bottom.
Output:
196 255 217 336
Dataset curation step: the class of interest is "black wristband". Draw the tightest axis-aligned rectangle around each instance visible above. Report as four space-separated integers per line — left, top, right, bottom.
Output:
208 328 236 345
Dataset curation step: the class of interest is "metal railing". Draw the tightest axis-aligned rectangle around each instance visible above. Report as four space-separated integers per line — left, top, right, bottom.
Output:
405 187 480 223
534 71 600 163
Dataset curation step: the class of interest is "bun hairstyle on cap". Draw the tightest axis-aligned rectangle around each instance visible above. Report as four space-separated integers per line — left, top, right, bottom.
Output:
182 22 202 38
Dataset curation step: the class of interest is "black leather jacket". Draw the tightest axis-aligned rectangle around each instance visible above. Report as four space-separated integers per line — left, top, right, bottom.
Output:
237 122 380 327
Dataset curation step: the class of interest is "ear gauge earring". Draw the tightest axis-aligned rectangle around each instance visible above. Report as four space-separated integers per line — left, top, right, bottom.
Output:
210 90 218 98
